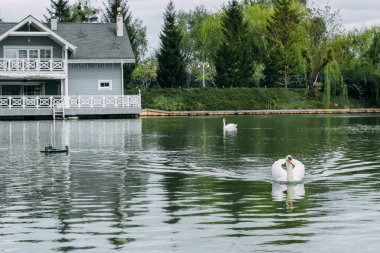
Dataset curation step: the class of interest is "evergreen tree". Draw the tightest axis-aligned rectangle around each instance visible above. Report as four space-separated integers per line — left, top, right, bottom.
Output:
215 0 253 87
157 1 187 88
266 0 301 88
102 0 147 62
45 0 71 21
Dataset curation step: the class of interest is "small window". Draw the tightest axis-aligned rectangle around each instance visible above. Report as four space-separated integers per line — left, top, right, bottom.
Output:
98 80 112 91
40 49 51 60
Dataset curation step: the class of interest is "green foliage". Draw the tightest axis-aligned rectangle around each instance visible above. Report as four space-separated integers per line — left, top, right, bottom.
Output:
178 6 211 63
367 29 380 65
323 61 348 108
45 0 99 23
336 28 380 106
45 0 71 21
215 0 253 87
102 0 147 62
140 88 322 110
252 62 266 87
152 96 186 111
157 1 187 88
266 0 303 88
102 0 126 23
302 4 342 97
69 0 99 22
131 57 157 89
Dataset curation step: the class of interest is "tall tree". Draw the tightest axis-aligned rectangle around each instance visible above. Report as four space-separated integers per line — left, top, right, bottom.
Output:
156 1 187 88
178 6 211 63
266 0 302 88
361 29 380 104
215 0 253 87
103 0 147 89
45 0 71 21
244 0 307 6
69 0 99 23
367 30 380 66
302 4 342 97
102 0 147 62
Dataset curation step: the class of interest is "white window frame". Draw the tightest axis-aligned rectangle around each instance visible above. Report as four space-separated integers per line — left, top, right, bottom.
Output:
3 46 53 61
98 80 112 91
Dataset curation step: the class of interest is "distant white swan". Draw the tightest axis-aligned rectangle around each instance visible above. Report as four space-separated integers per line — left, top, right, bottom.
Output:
223 118 237 131
272 155 304 182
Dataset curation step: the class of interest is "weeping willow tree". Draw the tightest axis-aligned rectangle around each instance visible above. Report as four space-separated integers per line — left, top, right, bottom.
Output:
364 29 380 105
323 61 348 108
352 59 380 106
342 29 380 106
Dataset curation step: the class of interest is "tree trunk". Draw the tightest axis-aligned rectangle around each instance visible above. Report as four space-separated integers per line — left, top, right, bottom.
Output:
308 72 319 97
302 49 332 98
307 59 330 97
284 65 289 89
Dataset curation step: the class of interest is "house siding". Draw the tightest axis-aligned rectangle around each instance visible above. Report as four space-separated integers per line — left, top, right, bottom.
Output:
0 36 63 58
68 63 122 96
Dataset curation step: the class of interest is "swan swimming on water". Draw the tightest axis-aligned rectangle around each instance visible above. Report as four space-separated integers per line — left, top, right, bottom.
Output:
271 155 305 182
223 118 237 131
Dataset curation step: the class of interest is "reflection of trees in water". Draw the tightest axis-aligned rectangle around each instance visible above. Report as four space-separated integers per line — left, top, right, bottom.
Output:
158 175 316 234
0 119 148 249
161 172 189 224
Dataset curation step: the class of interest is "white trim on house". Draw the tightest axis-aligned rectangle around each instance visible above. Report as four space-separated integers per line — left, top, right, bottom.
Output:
4 45 53 50
9 32 50 37
0 15 76 52
0 72 66 79
68 59 136 64
98 80 112 91
121 61 124 96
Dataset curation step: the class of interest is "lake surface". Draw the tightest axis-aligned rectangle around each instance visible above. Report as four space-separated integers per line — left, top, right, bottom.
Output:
0 114 379 252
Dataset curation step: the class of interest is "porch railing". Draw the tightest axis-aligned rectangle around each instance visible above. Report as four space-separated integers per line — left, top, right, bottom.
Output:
0 58 65 72
0 95 141 109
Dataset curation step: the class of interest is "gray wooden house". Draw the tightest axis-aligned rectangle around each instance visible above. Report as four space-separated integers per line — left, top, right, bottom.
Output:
0 12 141 119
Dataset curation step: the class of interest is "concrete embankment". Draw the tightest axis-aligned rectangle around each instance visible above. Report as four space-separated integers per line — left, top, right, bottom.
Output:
141 108 380 117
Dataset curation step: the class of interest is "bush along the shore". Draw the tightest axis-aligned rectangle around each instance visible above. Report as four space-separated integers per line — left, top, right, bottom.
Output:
124 87 376 111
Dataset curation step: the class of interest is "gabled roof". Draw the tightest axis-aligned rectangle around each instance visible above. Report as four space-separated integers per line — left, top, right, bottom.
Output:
55 23 135 62
0 16 135 62
0 15 76 51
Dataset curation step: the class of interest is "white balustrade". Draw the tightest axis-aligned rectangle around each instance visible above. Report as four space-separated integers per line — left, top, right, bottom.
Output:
0 59 65 72
0 95 141 109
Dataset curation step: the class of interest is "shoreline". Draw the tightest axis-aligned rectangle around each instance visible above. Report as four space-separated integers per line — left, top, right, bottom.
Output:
141 108 380 117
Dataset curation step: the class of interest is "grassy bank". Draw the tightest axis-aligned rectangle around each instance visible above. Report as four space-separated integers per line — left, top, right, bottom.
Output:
130 88 372 111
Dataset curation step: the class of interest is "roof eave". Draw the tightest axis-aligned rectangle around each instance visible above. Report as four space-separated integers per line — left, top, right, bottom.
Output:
0 15 76 52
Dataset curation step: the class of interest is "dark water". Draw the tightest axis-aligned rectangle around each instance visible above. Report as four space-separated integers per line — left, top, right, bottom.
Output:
0 114 379 252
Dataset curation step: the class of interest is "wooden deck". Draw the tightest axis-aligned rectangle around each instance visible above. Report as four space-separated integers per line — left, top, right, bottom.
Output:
141 108 380 117
0 95 141 120
0 107 141 120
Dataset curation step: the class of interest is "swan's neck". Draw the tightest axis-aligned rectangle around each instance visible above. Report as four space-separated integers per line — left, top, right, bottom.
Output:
286 162 294 181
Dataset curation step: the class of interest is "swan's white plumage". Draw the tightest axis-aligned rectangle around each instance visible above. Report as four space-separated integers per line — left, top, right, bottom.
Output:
271 158 304 182
223 118 237 131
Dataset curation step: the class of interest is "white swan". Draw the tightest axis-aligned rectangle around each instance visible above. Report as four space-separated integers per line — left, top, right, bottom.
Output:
223 118 237 131
271 155 304 182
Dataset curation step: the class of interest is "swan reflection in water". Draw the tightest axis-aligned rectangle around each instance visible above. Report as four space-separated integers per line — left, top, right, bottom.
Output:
272 182 305 211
